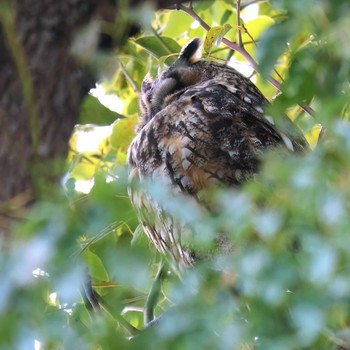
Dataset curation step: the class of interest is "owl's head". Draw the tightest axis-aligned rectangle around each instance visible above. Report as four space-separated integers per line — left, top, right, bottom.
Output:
139 38 204 125
138 37 265 129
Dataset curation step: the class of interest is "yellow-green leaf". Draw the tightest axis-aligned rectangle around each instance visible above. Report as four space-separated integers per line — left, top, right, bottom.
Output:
305 124 322 149
162 11 193 38
110 115 138 152
79 95 122 125
134 36 181 63
83 250 109 282
204 24 232 53
70 157 98 181
242 15 275 45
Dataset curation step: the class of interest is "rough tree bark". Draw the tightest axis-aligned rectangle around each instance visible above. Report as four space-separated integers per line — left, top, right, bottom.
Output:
0 0 187 235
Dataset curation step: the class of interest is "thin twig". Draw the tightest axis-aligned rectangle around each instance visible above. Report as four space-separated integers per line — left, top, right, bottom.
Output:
117 59 140 93
298 103 316 116
179 4 257 67
180 4 279 90
236 0 243 48
151 27 173 55
82 273 140 337
179 4 210 30
273 67 284 84
121 306 144 314
78 221 124 254
179 3 316 117
99 301 140 337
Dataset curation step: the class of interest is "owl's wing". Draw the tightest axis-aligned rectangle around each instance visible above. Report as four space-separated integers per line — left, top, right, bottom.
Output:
185 80 308 154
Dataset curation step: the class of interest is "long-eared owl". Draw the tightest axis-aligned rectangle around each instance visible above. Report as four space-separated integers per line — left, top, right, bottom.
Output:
127 38 308 270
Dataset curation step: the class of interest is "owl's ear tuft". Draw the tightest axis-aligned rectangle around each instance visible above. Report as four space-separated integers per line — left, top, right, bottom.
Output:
176 37 202 65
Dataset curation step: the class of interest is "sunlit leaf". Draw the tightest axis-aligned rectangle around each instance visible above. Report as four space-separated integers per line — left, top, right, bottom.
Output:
204 24 232 53
134 36 181 63
70 156 98 180
83 250 109 282
5 1 350 349
220 9 234 26
258 19 298 77
110 115 138 152
130 224 144 246
304 124 322 149
161 10 193 38
242 15 275 43
79 95 122 125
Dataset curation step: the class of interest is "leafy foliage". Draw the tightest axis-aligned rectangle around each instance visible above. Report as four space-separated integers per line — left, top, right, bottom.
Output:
2 0 350 349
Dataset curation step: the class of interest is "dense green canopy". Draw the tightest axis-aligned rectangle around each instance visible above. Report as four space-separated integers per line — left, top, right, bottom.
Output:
1 0 350 349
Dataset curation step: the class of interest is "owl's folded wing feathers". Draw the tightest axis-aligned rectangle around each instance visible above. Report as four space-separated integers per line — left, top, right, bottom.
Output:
127 37 308 267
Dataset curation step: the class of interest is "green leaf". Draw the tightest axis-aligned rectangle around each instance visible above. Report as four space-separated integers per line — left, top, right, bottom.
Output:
257 19 298 77
70 157 98 181
304 123 322 149
110 115 138 152
193 0 212 13
242 15 275 42
79 95 123 125
134 36 182 63
162 11 193 38
83 250 109 282
130 224 145 246
204 24 232 54
220 9 234 26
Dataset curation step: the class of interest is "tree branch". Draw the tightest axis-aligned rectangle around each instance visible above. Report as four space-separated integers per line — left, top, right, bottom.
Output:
179 3 315 117
236 0 243 48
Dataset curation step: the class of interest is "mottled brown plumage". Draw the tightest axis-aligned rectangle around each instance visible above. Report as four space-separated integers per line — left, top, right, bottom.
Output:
127 38 307 270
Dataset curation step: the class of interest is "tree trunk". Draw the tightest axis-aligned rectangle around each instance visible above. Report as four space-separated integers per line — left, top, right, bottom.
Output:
0 0 188 235
0 0 101 234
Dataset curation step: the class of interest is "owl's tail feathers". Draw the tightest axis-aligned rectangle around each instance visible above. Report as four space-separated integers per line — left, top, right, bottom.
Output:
175 37 202 66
